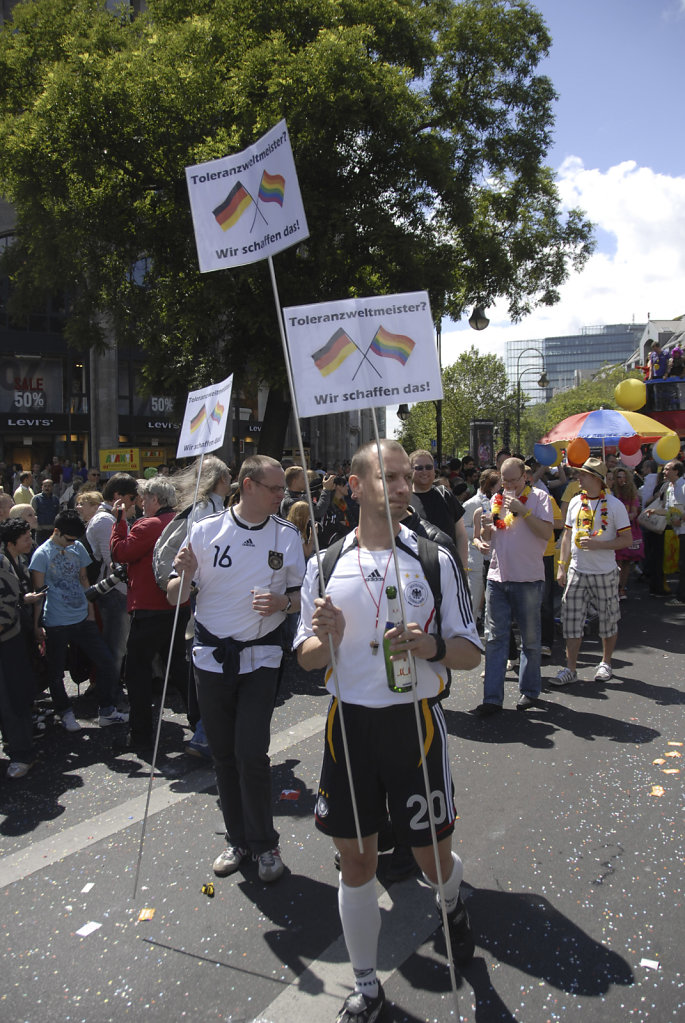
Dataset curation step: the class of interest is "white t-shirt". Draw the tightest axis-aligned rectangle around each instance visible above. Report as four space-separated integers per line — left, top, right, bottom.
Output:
565 492 631 574
665 478 685 536
294 525 482 708
188 508 305 674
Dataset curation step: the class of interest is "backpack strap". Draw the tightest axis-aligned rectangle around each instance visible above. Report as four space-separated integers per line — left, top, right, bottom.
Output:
416 534 442 634
320 535 352 593
395 533 443 634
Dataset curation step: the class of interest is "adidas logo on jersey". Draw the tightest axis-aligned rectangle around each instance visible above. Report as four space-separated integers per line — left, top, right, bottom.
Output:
365 569 383 582
242 538 256 547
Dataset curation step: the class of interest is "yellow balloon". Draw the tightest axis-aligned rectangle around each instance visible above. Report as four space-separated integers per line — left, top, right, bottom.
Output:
551 441 564 467
614 378 646 412
655 432 680 460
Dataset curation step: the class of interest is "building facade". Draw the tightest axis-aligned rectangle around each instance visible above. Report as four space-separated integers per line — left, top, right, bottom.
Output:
505 323 646 402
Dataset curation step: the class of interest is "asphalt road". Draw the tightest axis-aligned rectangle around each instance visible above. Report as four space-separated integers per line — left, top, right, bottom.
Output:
1 586 683 1023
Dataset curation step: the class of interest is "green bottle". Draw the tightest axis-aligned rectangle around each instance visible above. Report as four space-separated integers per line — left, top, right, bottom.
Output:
383 585 412 692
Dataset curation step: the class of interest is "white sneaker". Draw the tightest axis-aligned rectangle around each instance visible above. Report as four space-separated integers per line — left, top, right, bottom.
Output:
98 708 130 727
594 662 613 682
213 845 249 877
61 709 82 732
257 847 285 883
550 667 578 687
540 646 552 658
506 659 519 673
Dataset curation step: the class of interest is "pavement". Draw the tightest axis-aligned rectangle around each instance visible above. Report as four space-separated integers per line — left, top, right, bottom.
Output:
1 580 683 1023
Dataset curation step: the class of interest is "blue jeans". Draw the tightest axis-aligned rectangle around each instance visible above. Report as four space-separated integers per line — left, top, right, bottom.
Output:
45 618 118 713
98 589 130 683
483 579 543 704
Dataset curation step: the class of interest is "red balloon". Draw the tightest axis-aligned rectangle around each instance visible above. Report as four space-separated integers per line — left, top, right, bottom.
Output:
618 435 641 456
567 437 590 466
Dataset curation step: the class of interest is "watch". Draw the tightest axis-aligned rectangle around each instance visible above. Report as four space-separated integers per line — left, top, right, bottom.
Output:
427 634 446 662
284 596 292 614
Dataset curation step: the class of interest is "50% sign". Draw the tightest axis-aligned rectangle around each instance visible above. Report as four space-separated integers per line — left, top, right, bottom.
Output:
13 390 46 409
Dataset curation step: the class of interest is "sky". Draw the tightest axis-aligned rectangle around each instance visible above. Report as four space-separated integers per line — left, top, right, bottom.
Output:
389 0 685 435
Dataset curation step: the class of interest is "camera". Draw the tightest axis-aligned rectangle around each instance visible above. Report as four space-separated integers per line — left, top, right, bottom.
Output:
334 475 347 486
85 564 128 602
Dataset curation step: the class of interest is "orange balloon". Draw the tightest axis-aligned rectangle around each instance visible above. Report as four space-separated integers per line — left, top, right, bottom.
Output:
567 437 590 466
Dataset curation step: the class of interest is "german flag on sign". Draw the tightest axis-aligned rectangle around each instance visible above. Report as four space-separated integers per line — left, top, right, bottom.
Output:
213 182 252 231
312 328 358 377
190 405 207 433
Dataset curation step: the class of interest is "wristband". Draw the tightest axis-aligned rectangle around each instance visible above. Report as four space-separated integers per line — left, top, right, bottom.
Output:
523 510 532 519
427 634 446 662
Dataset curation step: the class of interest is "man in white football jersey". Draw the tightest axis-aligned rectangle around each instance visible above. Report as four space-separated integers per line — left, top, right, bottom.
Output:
295 439 482 1023
169 455 305 883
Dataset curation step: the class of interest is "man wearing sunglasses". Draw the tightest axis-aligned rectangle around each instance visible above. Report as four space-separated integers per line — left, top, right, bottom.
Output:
409 450 468 569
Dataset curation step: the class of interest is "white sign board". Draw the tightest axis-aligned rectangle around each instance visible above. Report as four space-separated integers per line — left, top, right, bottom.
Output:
283 292 442 418
176 374 233 458
185 120 309 272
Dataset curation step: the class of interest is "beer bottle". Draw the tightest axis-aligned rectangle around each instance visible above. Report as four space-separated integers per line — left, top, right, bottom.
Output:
384 585 412 692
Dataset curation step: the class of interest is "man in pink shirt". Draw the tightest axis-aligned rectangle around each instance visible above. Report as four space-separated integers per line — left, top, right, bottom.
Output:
472 457 553 715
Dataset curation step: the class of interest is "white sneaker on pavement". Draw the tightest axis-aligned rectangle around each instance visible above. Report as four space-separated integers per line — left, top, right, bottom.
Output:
61 709 82 732
257 848 285 883
213 845 249 877
98 709 130 726
594 662 613 682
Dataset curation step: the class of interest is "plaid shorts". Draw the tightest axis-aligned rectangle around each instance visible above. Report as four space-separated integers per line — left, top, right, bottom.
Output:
561 566 620 638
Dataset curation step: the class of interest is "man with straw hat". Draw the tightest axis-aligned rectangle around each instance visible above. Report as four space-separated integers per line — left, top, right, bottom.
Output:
553 457 632 686
296 439 481 1023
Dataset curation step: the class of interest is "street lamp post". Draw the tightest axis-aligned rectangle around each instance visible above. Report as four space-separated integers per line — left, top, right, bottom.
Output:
397 306 489 463
515 346 548 455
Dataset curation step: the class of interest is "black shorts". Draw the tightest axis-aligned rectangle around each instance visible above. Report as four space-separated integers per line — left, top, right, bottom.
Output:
315 697 456 847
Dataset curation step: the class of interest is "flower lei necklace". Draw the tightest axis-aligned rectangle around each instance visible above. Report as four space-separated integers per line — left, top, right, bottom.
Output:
575 488 608 547
492 484 532 529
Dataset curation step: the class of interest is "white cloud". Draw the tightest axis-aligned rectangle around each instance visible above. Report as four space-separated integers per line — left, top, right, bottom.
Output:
385 159 685 438
440 159 685 369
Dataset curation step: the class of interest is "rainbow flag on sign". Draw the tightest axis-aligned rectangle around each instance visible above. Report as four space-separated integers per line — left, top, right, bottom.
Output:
190 405 207 433
258 170 285 207
213 182 252 231
312 328 358 377
369 325 415 366
210 401 225 425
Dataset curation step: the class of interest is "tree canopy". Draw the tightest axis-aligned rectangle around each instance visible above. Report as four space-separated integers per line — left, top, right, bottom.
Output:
0 0 594 444
397 345 518 455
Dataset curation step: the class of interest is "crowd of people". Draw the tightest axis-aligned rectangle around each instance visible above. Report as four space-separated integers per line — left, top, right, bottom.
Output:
0 440 683 1023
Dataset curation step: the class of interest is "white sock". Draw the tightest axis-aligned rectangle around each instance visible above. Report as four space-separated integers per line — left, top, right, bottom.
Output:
338 877 381 999
422 851 463 913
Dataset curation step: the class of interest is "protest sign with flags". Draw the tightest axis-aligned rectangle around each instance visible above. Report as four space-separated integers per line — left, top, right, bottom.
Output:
283 292 442 418
176 374 233 458
186 120 309 273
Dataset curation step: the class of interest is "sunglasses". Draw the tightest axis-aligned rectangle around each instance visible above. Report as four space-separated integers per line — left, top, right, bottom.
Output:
251 479 286 495
412 464 434 471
